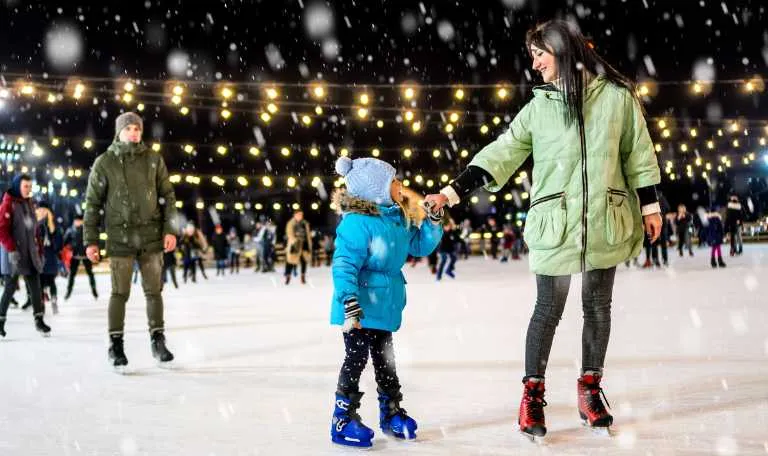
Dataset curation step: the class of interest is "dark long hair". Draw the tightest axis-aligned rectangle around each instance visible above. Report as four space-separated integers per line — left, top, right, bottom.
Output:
525 20 636 127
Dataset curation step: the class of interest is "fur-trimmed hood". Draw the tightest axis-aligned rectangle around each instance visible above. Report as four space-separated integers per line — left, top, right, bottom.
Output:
332 188 426 226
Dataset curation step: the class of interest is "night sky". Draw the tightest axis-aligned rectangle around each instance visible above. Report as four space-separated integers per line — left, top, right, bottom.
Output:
0 0 766 229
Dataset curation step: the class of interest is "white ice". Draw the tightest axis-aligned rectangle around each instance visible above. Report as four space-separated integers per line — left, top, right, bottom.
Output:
2 246 767 455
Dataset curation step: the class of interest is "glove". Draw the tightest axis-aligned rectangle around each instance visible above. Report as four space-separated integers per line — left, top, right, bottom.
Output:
8 250 20 274
420 200 445 223
342 298 363 333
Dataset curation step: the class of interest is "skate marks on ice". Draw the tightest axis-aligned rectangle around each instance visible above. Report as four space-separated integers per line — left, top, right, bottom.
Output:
416 371 768 451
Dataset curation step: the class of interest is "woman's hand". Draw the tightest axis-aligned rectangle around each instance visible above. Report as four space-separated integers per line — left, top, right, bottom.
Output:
424 193 449 211
644 213 663 243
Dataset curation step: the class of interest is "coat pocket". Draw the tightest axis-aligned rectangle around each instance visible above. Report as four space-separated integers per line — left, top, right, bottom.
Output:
524 192 567 250
358 271 392 323
605 188 634 245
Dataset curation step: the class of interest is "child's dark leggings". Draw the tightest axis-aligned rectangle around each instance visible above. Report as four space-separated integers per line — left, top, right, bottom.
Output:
337 328 401 397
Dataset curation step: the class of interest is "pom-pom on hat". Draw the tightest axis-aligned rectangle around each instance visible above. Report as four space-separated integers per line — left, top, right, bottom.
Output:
335 156 396 206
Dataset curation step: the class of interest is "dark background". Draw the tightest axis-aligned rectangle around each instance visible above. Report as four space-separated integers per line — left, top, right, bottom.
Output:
0 0 766 234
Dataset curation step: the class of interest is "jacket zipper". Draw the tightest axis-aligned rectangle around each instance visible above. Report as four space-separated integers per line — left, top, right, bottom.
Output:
578 115 588 273
529 192 565 209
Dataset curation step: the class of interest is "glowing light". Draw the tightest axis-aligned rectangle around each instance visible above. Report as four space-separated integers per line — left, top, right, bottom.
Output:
315 105 324 115
211 176 226 186
707 140 715 149
404 110 415 122
371 148 380 157
445 124 455 133
680 143 688 152
480 125 489 135
690 128 698 137
403 148 412 158
311 202 319 210
654 144 662 152
249 146 260 156
657 119 667 129
255 203 264 210
83 139 93 149
51 138 60 147
454 88 465 100
122 93 133 103
359 93 370 105
638 85 650 96
172 85 184 96
310 147 319 157
47 92 57 103
662 129 671 138
266 87 279 99
403 87 416 99
357 107 368 119
235 203 244 211
312 85 325 98
287 177 297 188
376 120 384 128
171 95 182 105
221 87 233 99
183 144 194 154
493 116 502 125
260 112 271 122
415 175 424 184
281 147 291 157
180 106 190 115
432 149 441 158
196 201 204 210
123 82 134 92
175 201 183 208
215 203 224 210
340 148 349 157
273 203 282 210
733 139 740 147
460 149 469 158
262 176 273 187
216 145 228 155
151 143 161 152
441 174 449 183
311 176 322 187
496 87 509 99
267 103 278 114
169 174 182 183
301 115 312 125
411 121 422 132
237 176 249 186
137 103 145 112
449 112 460 123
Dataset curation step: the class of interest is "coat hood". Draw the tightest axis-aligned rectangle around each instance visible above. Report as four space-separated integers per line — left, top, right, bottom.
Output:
332 188 426 226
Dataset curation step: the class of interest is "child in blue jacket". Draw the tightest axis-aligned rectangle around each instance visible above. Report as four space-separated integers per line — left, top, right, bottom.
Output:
330 156 443 447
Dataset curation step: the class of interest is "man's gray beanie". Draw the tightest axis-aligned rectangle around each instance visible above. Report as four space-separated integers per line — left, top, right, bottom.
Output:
115 112 143 137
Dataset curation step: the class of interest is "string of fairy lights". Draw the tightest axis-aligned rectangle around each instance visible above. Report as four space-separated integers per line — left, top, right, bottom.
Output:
1 72 767 213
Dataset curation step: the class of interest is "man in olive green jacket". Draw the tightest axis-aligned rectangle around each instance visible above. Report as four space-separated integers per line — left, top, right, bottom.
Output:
84 112 178 370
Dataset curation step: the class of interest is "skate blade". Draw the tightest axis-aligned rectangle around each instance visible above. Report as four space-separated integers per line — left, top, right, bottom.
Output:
581 421 614 436
331 435 373 448
519 430 547 444
156 360 176 369
38 331 51 338
113 365 129 375
383 430 418 441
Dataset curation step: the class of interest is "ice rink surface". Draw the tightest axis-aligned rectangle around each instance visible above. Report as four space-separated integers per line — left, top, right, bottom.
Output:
2 246 767 455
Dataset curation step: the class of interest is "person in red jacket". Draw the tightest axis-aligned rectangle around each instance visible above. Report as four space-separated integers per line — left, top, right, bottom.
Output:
0 174 51 338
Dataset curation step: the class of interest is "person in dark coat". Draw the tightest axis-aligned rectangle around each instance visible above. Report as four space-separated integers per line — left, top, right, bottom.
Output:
0 175 50 337
63 215 98 299
211 225 229 276
35 202 63 314
725 195 744 256
675 204 694 257
436 221 460 280
162 237 179 289
706 210 726 268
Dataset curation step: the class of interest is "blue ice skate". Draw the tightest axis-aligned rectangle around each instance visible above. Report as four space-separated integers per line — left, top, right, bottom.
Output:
331 392 374 448
378 391 418 440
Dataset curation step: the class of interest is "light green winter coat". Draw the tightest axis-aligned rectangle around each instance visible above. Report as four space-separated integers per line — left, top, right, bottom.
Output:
470 76 661 276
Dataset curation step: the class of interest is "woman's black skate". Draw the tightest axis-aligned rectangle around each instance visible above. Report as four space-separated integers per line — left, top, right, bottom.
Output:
35 316 51 337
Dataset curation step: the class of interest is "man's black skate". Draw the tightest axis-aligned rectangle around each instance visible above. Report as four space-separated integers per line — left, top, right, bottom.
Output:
108 334 129 372
35 316 51 337
151 331 174 364
0 319 6 338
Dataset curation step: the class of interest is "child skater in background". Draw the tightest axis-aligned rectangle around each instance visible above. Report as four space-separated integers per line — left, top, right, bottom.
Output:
329 156 443 448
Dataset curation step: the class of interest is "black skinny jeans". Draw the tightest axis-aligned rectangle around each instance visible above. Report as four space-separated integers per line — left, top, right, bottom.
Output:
337 328 401 397
525 267 616 378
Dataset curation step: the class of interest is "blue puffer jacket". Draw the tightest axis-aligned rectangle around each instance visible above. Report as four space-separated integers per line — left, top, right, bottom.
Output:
330 190 443 332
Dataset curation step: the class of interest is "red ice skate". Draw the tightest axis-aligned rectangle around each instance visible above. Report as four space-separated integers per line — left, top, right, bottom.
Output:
577 373 613 428
518 378 547 439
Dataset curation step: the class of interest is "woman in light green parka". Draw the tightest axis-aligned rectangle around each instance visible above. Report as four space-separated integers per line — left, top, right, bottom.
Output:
425 20 662 439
